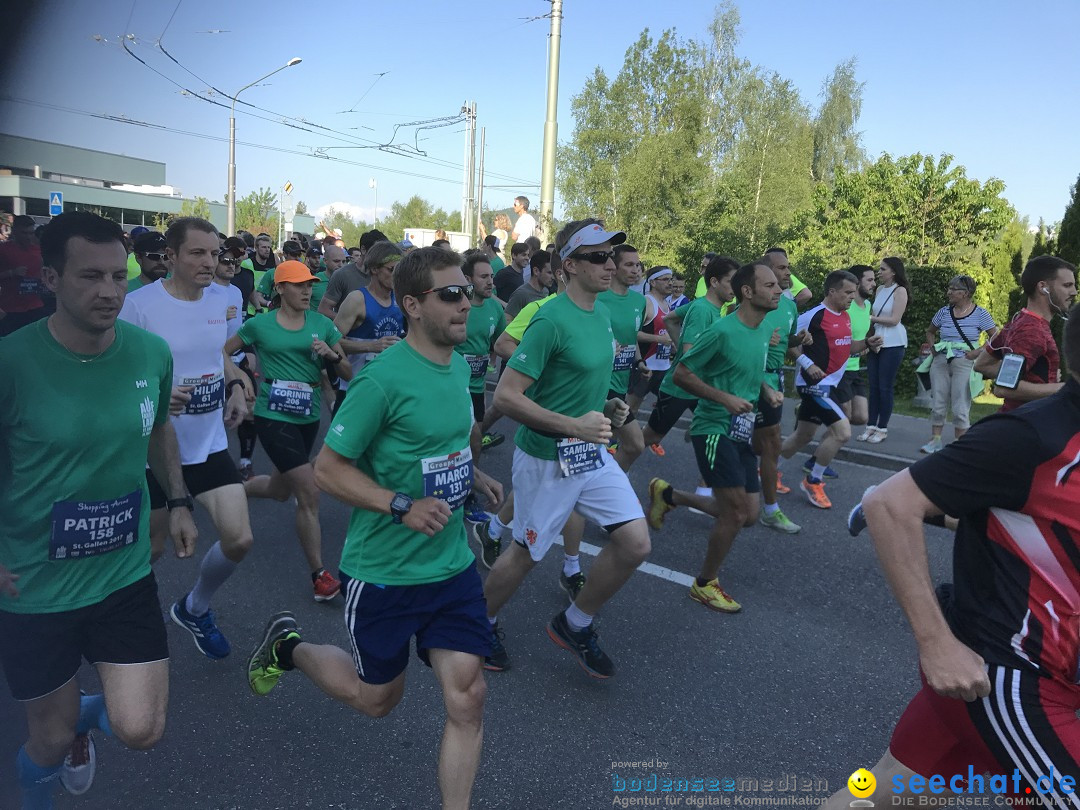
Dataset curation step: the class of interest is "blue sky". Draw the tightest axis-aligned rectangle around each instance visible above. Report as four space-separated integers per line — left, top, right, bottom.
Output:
2 0 1078 229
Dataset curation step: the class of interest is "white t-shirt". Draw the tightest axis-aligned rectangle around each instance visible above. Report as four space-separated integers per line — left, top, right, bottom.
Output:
513 213 537 241
216 281 245 363
871 284 908 348
119 280 230 465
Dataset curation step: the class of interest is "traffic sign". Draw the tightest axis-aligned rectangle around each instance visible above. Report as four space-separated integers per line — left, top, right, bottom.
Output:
49 192 63 216
283 181 293 195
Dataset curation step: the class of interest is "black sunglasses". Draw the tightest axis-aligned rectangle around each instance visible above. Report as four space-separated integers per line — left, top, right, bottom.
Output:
418 284 475 303
219 257 242 267
569 251 614 265
142 252 168 261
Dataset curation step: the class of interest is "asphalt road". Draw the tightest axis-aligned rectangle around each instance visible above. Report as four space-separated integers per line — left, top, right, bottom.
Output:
0 414 951 810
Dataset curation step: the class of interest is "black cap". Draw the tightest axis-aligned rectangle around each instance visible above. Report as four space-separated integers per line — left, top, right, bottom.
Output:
306 246 322 257
222 236 247 259
282 240 303 255
133 231 167 254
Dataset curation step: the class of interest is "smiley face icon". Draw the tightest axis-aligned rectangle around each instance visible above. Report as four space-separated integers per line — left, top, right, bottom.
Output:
848 768 876 798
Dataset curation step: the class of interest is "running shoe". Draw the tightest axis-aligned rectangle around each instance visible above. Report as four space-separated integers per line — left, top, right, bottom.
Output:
238 461 254 482
559 571 586 602
480 432 504 451
170 595 231 659
775 472 791 494
464 500 489 524
312 569 341 602
471 520 502 570
801 459 839 480
649 443 666 457
847 485 876 537
800 477 832 509
547 611 615 679
759 508 801 534
487 363 496 374
646 477 675 529
606 442 619 456
920 439 942 454
247 611 301 696
484 621 510 672
59 732 96 796
867 428 887 444
689 579 742 613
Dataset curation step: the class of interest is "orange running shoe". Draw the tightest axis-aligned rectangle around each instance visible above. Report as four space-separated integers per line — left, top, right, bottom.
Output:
799 477 832 509
775 472 791 494
649 443 666 457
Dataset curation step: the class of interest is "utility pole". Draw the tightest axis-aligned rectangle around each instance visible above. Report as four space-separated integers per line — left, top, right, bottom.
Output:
460 101 477 246
476 127 486 244
539 0 563 244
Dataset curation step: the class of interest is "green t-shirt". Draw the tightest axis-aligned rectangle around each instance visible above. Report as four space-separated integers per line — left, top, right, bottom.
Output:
507 294 615 460
126 252 140 280
504 293 557 341
597 288 647 394
789 272 807 299
325 340 475 586
847 298 871 371
489 256 506 272
762 295 799 372
454 295 506 393
254 263 275 297
680 314 770 439
127 275 147 293
309 271 329 313
0 320 172 614
660 296 726 399
236 310 342 424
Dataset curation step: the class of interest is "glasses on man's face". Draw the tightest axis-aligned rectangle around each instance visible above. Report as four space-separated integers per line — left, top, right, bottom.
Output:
143 252 168 261
219 257 241 267
419 284 475 303
947 286 965 292
569 251 614 265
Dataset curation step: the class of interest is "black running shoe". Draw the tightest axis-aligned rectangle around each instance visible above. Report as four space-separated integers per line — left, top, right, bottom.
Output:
483 621 510 672
559 571 586 602
546 611 615 679
471 520 502 570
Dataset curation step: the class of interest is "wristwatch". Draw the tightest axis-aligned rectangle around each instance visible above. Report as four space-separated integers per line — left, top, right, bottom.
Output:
390 492 413 524
166 495 194 511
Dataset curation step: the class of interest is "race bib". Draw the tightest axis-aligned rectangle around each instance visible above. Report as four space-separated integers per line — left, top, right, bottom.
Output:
557 438 604 477
50 489 141 561
613 343 637 372
799 384 831 399
654 341 673 361
19 277 45 296
421 447 473 510
464 354 489 379
729 411 755 443
268 379 314 417
181 374 225 415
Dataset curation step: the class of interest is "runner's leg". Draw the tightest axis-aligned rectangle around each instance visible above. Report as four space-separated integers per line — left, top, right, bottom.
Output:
429 649 486 810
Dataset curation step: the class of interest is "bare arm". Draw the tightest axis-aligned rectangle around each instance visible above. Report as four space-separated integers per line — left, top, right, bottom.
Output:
493 366 611 443
992 380 1063 402
793 287 812 306
332 292 392 355
671 363 752 414
146 419 198 558
493 331 519 361
317 292 339 320
864 471 990 701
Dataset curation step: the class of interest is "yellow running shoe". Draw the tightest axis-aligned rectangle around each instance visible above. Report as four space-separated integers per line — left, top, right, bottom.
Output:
647 478 674 529
689 579 742 613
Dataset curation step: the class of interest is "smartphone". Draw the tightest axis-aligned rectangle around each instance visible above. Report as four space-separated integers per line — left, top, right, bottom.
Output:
995 353 1025 389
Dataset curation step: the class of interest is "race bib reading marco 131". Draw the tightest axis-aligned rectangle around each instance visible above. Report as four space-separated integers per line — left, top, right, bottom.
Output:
421 447 473 510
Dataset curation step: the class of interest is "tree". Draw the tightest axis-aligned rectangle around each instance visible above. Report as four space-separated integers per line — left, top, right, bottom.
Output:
374 195 461 243
294 200 308 216
179 196 211 220
235 187 278 236
812 58 866 183
317 207 367 247
1055 173 1080 265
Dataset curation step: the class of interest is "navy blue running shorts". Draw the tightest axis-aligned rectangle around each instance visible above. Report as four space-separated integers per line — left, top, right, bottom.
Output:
340 564 491 685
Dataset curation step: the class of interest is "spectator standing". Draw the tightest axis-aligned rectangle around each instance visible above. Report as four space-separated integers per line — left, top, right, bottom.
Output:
861 257 910 444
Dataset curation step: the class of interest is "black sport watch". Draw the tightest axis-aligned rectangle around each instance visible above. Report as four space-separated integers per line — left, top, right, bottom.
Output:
166 495 194 512
390 492 413 524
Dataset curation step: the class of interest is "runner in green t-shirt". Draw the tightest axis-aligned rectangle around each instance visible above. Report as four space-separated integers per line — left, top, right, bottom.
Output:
648 261 783 614
838 264 875 430
1 212 196 809
246 245 502 810
483 218 651 680
227 260 350 601
596 243 649 470
309 244 345 312
456 252 507 451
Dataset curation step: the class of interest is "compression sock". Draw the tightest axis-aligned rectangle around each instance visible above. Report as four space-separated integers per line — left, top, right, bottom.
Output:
562 554 581 577
16 746 59 810
238 421 257 461
186 542 239 616
76 693 112 736
564 602 593 631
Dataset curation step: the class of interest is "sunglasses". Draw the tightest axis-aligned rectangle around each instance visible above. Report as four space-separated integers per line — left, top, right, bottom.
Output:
219 257 242 267
142 252 168 261
569 251 614 265
418 284 475 303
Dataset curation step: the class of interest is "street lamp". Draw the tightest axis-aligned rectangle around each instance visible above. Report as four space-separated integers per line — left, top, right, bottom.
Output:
227 57 302 236
369 178 378 226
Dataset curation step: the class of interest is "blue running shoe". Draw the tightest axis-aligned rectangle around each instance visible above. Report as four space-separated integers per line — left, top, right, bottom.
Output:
170 595 231 659
802 458 839 480
847 485 876 537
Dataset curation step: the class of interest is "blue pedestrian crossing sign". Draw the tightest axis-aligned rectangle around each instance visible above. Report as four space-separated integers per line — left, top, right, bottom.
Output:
49 192 63 216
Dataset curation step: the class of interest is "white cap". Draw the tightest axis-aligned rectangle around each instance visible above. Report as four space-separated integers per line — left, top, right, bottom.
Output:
558 223 626 261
